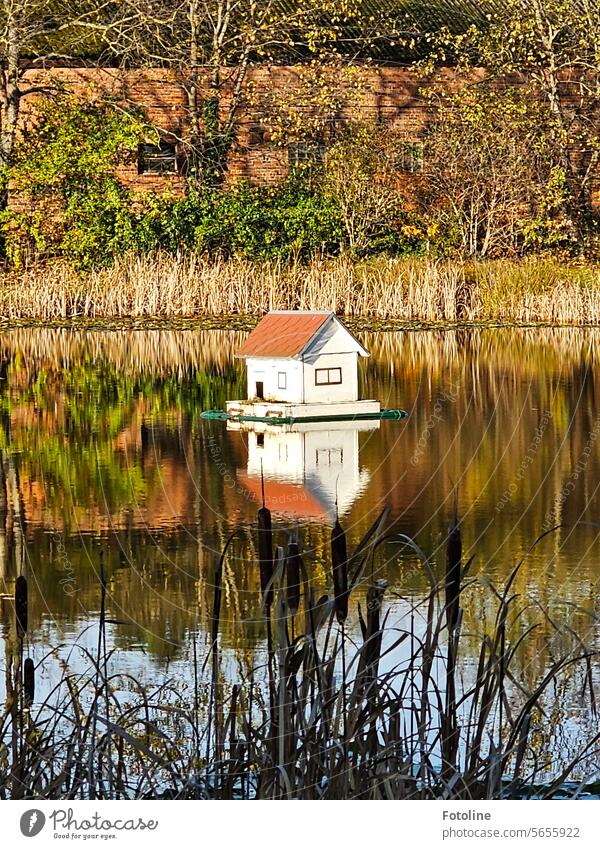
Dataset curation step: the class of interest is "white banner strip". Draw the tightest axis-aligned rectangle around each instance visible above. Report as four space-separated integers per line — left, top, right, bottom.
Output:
1 799 598 848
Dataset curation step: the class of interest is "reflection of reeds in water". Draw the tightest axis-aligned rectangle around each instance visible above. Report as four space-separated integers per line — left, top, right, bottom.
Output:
0 254 598 322
2 324 600 382
365 326 600 376
1 324 600 669
0 327 246 377
3 512 599 800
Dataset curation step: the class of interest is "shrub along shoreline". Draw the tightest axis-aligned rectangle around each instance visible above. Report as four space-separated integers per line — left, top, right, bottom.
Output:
0 254 599 325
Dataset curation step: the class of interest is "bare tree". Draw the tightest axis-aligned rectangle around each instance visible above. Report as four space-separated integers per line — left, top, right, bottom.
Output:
424 0 600 238
422 86 566 257
0 0 58 175
323 125 406 254
0 0 133 201
83 1 380 182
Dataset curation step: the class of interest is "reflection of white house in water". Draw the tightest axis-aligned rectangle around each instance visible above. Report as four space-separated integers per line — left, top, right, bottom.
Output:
233 419 378 521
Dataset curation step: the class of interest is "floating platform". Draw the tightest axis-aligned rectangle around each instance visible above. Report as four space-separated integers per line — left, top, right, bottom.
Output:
201 400 406 426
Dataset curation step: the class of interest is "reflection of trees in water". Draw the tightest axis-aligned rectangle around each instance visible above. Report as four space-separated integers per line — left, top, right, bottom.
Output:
362 327 600 539
0 327 598 675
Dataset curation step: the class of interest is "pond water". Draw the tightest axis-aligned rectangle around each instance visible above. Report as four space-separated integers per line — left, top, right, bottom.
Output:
0 325 599 737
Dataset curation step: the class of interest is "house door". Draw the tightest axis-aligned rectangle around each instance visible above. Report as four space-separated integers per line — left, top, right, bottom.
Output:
255 381 264 399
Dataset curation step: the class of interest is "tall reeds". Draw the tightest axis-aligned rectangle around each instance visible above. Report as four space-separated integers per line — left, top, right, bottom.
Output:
0 254 598 323
1 508 599 800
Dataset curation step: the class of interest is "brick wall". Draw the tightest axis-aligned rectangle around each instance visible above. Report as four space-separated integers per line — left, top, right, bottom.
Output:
15 65 600 208
16 65 442 194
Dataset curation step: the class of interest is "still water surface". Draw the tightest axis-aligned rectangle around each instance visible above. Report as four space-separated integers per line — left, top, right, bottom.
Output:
0 326 599 722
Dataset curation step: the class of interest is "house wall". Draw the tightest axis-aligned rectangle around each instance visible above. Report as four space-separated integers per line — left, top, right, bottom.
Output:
244 348 359 403
245 356 304 402
7 65 482 199
302 351 359 403
301 319 363 403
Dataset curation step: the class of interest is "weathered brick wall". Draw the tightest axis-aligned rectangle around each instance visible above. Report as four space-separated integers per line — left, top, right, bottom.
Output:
15 65 600 208
16 65 441 194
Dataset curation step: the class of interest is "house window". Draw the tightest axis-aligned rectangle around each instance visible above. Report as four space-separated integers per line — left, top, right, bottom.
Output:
256 433 265 448
138 143 178 175
398 142 424 174
316 447 343 465
288 142 327 168
278 372 287 390
315 367 342 386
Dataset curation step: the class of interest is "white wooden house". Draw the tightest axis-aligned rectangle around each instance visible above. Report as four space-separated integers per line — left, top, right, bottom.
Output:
227 311 380 421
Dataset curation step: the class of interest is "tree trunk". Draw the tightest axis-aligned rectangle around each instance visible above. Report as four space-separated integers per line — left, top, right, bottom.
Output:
0 21 22 210
186 0 203 181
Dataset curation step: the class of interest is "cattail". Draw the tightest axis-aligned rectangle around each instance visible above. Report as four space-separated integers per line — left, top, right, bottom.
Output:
211 533 235 646
23 657 35 705
365 580 387 673
286 541 302 618
258 506 273 609
331 519 348 624
211 554 223 646
15 575 27 639
445 515 462 632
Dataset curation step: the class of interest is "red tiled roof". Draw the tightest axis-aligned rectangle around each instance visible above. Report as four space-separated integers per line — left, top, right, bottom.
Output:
238 473 327 519
235 311 332 358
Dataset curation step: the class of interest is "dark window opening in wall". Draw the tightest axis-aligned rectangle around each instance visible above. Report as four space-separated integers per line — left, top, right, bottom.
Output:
398 141 424 174
247 125 267 147
256 433 265 448
138 143 178 175
315 367 342 386
288 142 327 168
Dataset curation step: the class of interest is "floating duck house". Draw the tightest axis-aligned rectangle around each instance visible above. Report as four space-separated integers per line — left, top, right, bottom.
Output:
227 310 381 423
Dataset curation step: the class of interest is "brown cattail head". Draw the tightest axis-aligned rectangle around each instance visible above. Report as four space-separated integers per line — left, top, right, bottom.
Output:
445 516 462 632
365 580 387 671
366 581 387 637
331 519 348 624
15 575 27 639
258 506 273 608
286 541 302 618
24 657 35 705
211 556 223 646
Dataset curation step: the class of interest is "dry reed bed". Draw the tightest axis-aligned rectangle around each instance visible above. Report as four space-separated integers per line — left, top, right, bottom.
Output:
0 254 598 323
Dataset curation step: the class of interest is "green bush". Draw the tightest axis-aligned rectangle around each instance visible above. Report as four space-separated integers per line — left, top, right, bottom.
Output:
2 93 148 269
190 181 343 260
2 95 421 268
